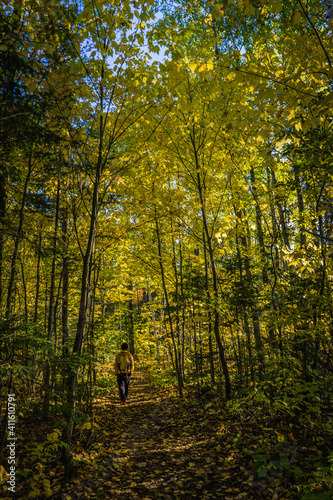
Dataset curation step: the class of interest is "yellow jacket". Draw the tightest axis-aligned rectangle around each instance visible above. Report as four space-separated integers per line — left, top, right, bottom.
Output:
114 350 134 375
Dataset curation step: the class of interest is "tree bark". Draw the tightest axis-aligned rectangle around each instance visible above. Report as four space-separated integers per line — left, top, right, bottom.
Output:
171 219 183 379
6 157 32 317
270 167 290 249
128 281 135 357
0 169 6 314
44 171 61 414
294 166 306 248
250 167 268 284
203 231 215 386
147 279 160 362
34 233 42 323
155 210 183 397
196 165 231 399
62 209 69 356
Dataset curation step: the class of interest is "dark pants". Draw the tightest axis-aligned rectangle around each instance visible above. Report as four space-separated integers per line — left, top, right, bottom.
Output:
117 374 131 402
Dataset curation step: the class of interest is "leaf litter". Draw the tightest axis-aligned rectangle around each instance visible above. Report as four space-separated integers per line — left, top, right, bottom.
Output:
58 371 313 500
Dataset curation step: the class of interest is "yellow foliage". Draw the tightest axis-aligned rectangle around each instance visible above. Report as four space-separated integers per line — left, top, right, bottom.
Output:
271 1 282 14
245 4 255 16
211 4 224 20
291 11 301 26
0 466 7 484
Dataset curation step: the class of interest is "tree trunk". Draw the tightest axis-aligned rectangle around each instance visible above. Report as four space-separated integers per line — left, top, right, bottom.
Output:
271 167 290 248
294 166 306 248
44 172 60 414
0 169 6 313
179 236 186 380
203 231 215 386
250 167 268 284
155 211 183 397
62 106 104 478
62 209 69 356
196 167 231 399
34 233 42 323
128 281 135 357
171 220 182 380
6 157 32 317
147 279 159 362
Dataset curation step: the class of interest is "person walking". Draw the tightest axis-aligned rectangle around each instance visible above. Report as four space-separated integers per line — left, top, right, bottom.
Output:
114 342 134 405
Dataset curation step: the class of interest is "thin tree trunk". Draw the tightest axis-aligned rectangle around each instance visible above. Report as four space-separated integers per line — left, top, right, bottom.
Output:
270 167 290 248
179 237 186 380
62 210 69 356
147 279 159 362
19 253 28 322
235 215 254 383
62 77 106 477
0 169 6 313
34 233 42 323
203 231 215 386
155 211 183 397
251 167 268 284
192 299 200 393
6 157 32 317
294 166 306 248
127 281 135 356
44 172 60 414
171 220 182 381
196 166 231 399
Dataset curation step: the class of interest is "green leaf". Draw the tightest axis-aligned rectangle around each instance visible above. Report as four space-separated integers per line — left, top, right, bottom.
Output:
257 465 268 478
301 492 333 500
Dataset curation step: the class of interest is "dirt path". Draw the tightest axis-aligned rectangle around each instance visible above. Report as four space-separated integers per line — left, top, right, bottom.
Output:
102 371 224 499
62 371 279 500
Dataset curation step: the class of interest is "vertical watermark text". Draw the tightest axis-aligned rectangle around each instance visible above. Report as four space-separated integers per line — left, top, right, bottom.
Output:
7 394 16 493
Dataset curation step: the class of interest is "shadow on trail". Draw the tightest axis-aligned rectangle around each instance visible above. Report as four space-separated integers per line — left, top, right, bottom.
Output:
62 371 266 500
98 372 228 499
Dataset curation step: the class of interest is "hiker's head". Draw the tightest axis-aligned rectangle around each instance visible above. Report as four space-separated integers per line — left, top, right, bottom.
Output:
121 342 128 351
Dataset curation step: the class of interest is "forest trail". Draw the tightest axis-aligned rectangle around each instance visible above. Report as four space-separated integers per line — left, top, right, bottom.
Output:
101 371 223 500
62 370 280 500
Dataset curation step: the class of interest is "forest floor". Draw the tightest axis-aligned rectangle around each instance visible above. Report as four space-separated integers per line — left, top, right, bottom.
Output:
4 369 332 499
58 370 306 500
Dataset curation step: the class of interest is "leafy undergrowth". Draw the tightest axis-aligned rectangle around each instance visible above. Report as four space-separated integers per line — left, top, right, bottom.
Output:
1 368 333 499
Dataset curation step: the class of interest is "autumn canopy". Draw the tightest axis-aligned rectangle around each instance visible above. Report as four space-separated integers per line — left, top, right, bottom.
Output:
0 0 333 498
